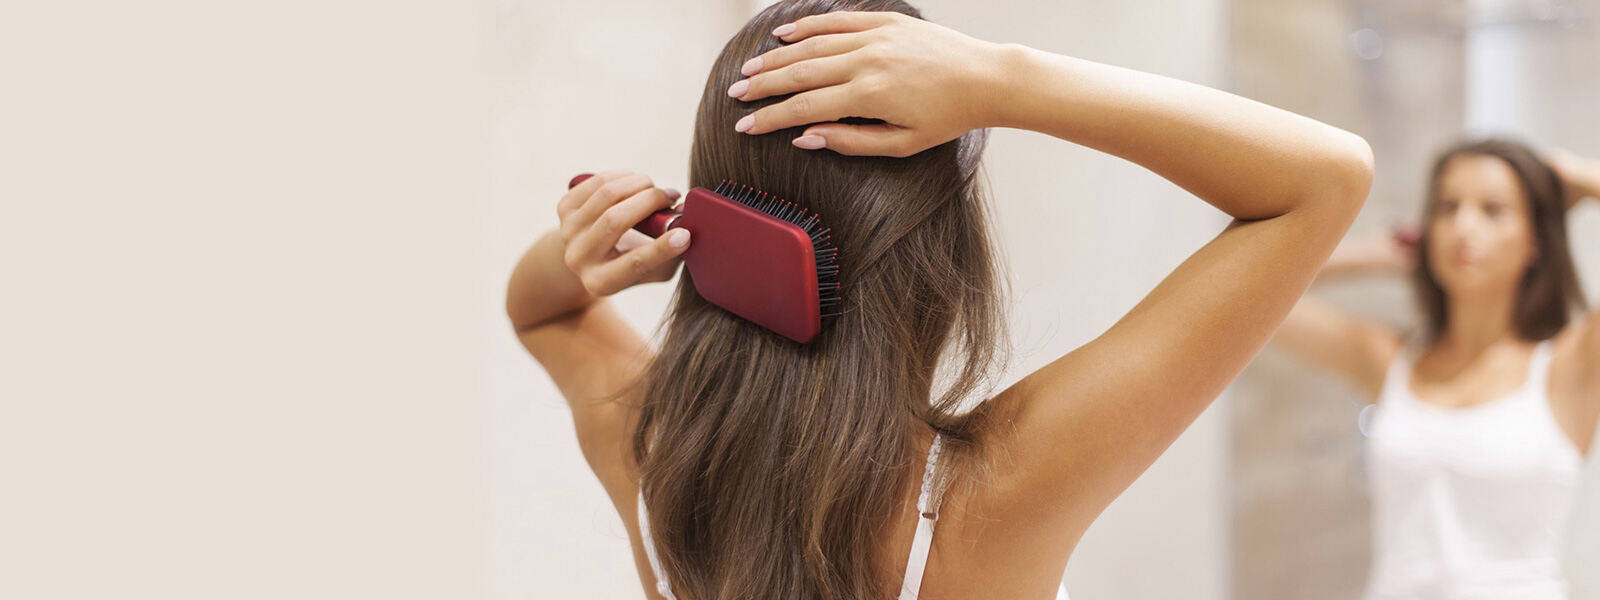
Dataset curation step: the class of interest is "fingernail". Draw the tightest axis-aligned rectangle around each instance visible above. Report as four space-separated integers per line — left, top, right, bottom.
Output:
669 229 691 248
727 79 748 98
741 57 762 76
735 114 755 133
664 188 681 199
793 134 825 150
772 23 796 36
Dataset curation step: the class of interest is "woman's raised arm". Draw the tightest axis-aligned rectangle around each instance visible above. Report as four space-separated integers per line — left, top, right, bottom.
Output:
733 11 1373 569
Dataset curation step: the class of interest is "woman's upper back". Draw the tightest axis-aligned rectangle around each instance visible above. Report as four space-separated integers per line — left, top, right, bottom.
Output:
633 430 1075 600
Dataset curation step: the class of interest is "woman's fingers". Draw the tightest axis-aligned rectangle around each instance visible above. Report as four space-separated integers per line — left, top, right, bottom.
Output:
567 184 677 265
732 52 860 103
797 121 925 158
733 11 1001 158
773 11 903 42
1547 149 1600 205
551 168 687 297
737 84 859 136
579 229 692 297
560 173 651 241
611 229 656 255
740 32 868 77
556 168 632 218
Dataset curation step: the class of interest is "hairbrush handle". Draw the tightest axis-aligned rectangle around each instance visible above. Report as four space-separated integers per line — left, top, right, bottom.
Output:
568 173 683 238
1391 224 1421 248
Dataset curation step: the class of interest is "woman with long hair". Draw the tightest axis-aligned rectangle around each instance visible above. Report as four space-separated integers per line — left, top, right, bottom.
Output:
1270 139 1600 599
508 1 1373 598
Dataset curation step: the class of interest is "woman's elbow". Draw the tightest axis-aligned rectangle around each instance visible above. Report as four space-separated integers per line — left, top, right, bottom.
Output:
506 282 542 332
1326 131 1375 212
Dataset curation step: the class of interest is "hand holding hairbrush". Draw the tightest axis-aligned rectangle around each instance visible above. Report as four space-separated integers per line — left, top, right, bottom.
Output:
557 172 692 299
568 172 841 344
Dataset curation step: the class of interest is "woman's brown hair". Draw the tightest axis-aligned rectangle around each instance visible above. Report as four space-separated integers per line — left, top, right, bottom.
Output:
624 0 1009 597
1413 138 1587 342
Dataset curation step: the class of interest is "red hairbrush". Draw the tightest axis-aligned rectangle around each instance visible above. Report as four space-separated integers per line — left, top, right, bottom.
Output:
569 173 841 344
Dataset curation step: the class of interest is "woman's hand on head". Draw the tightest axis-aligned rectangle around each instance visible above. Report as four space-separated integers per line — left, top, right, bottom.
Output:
556 169 689 297
728 11 1012 158
1548 148 1600 208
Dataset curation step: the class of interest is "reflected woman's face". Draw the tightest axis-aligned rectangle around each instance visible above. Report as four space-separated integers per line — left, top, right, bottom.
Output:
1426 155 1538 298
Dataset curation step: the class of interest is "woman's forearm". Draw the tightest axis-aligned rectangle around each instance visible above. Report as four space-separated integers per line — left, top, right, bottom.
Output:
1319 243 1389 279
987 44 1373 220
1313 233 1413 281
506 230 596 331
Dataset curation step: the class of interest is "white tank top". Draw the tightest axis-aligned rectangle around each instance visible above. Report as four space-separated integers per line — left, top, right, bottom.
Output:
637 434 1071 599
1364 340 1583 600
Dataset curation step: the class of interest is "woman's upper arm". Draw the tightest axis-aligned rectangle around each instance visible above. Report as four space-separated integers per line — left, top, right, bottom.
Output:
1581 309 1600 388
1551 309 1600 453
516 299 650 503
1271 294 1402 400
971 196 1363 546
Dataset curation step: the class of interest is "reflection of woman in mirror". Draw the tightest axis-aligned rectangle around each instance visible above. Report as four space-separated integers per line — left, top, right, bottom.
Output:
1271 139 1600 599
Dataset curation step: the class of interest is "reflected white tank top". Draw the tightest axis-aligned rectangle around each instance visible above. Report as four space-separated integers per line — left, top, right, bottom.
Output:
1364 340 1583 600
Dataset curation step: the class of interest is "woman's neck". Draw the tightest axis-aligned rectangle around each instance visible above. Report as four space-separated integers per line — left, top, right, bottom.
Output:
1438 286 1521 356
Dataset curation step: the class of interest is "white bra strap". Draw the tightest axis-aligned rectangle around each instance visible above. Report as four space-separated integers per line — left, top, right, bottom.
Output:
642 436 947 600
1527 340 1556 392
637 489 677 600
1378 342 1414 400
898 434 944 600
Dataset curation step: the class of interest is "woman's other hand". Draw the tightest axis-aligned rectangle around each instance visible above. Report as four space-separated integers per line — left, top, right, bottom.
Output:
556 170 690 297
1380 223 1421 272
728 11 1013 157
1319 224 1418 278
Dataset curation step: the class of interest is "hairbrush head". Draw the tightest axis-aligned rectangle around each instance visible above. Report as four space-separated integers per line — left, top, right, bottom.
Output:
568 173 841 343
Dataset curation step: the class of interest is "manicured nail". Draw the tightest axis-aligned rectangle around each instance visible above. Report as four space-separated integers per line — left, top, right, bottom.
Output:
772 23 796 36
727 79 748 98
735 114 755 133
741 57 762 76
669 229 691 248
793 134 825 150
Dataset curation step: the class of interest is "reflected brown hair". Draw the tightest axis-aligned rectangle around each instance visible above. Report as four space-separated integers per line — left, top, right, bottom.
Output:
1413 138 1587 342
625 0 1010 598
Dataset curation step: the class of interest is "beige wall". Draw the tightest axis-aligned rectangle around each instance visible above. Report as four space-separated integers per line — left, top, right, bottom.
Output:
491 0 1230 598
2 1 489 599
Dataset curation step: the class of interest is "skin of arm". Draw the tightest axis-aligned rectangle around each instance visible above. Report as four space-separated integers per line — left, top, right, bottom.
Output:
507 170 686 508
951 45 1373 571
1268 230 1412 400
1548 150 1600 453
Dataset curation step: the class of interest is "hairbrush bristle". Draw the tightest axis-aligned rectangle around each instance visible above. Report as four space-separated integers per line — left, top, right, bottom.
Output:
714 179 843 319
